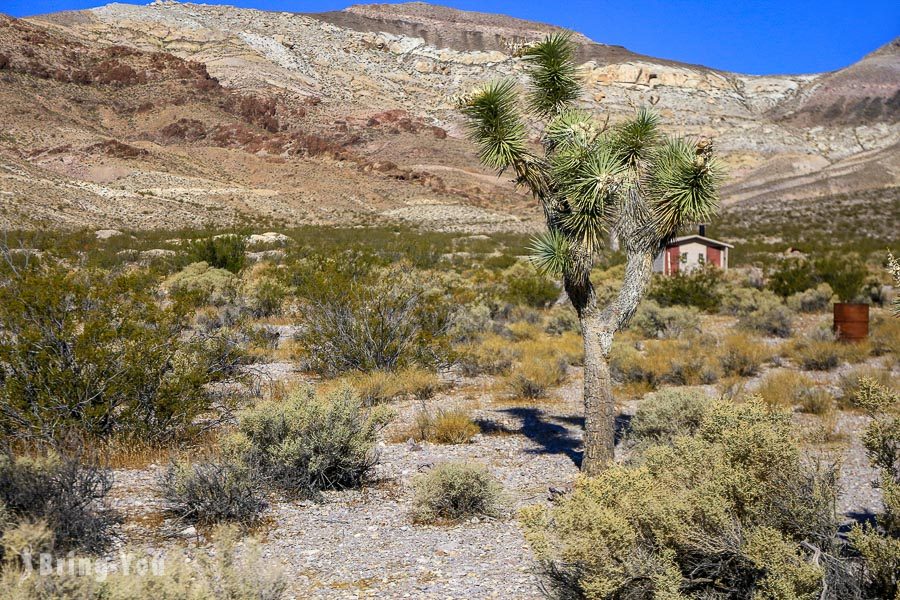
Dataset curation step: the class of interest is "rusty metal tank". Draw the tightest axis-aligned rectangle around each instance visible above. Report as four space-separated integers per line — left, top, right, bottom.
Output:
833 303 869 342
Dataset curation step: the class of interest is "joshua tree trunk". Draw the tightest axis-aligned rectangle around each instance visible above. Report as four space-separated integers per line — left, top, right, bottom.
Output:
460 37 722 473
580 315 616 473
573 250 655 474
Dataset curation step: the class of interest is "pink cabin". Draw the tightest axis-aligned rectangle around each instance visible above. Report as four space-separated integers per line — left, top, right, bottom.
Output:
653 227 733 276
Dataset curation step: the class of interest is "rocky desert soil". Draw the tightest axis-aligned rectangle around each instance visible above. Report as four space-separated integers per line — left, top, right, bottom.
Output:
105 346 889 599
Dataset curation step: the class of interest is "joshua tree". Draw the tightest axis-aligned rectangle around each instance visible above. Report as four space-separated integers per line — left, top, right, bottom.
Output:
460 34 722 474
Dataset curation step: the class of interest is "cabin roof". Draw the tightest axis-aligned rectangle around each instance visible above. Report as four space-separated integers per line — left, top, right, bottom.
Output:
667 234 734 249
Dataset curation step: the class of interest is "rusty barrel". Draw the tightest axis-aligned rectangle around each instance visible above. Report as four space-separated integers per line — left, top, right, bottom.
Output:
833 303 869 342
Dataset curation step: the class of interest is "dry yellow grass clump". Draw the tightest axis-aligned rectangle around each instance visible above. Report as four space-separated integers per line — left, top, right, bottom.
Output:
397 408 481 445
323 368 442 405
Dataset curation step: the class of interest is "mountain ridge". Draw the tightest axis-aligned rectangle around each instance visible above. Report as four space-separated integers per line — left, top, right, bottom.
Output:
0 1 896 235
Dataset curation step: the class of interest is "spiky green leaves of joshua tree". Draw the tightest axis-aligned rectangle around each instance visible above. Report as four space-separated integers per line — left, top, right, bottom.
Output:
461 32 722 279
529 229 573 277
646 136 723 238
520 33 581 117
460 79 528 171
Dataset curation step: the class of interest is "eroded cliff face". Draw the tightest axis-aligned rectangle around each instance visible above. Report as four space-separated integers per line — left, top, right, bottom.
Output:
0 1 896 231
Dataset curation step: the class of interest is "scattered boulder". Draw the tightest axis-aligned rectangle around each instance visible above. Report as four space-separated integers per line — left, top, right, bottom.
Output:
247 231 290 246
95 229 122 240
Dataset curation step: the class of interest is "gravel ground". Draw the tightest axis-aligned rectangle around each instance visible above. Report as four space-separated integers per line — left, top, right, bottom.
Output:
106 361 890 599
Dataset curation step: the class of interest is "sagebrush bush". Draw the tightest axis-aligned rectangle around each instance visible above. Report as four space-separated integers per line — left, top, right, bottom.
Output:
738 297 794 338
506 356 567 399
718 333 770 376
0 261 241 443
164 261 239 306
629 300 700 339
295 269 454 376
798 388 835 415
0 451 114 554
412 463 503 523
0 526 287 600
718 284 774 316
521 400 845 600
161 457 267 525
449 302 494 341
233 386 392 498
628 389 710 445
787 283 834 312
848 378 900 598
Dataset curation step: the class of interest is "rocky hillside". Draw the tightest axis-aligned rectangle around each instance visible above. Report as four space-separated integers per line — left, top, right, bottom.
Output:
0 1 897 233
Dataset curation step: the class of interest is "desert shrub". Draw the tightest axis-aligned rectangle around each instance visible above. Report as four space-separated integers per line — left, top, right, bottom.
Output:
506 356 567 399
870 315 900 358
649 264 723 311
233 386 392 498
544 305 580 335
720 285 782 316
718 334 770 377
455 333 519 376
629 300 700 339
0 520 54 566
610 338 719 388
789 339 847 371
163 261 239 306
629 389 710 445
0 526 287 600
755 370 818 408
0 262 237 443
408 409 480 444
296 270 454 376
188 234 247 273
738 298 794 338
848 523 900 600
538 331 584 366
338 368 441 405
889 251 900 317
506 320 544 340
787 283 835 312
520 400 844 600
769 255 869 303
247 277 288 318
411 463 503 523
852 378 899 488
838 367 897 408
0 451 114 554
847 378 900 598
161 457 267 525
449 302 493 341
814 254 869 303
768 258 817 298
798 388 836 415
500 261 559 308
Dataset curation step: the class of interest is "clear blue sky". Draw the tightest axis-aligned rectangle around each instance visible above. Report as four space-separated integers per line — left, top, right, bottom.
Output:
2 0 898 75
